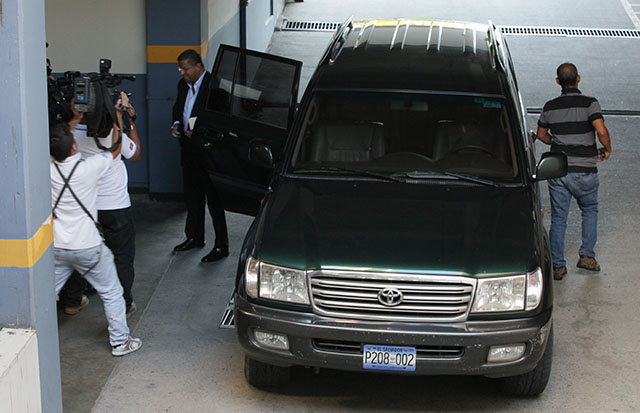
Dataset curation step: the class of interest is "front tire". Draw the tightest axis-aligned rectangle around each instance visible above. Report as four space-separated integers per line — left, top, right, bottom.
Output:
497 327 553 396
244 356 291 387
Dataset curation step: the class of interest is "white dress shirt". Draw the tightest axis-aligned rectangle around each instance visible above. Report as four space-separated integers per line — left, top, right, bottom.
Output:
182 71 206 132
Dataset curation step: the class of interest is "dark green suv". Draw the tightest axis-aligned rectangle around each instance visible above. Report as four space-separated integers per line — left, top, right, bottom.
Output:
195 18 567 396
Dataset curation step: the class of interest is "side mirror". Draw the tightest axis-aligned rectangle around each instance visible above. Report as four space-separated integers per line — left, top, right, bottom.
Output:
533 151 567 181
249 143 274 169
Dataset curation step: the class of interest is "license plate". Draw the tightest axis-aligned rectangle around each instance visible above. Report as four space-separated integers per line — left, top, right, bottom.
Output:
363 344 416 372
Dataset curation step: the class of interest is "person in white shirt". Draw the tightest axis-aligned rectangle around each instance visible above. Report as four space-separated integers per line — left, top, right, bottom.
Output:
61 93 141 316
50 115 142 357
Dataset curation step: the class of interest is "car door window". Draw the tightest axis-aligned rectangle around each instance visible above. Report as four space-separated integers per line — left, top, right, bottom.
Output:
231 54 298 129
207 48 299 130
207 48 238 114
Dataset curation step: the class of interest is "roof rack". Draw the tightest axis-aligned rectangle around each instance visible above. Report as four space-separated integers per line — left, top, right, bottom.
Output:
487 20 500 71
489 20 520 89
317 16 354 66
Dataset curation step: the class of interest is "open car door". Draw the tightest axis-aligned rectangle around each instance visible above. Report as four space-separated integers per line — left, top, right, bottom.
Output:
193 45 302 216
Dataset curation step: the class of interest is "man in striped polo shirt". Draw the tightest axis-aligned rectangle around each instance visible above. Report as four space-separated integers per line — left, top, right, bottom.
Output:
536 63 612 280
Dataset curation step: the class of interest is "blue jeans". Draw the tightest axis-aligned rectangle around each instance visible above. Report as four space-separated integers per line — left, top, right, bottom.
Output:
54 244 129 346
548 172 599 267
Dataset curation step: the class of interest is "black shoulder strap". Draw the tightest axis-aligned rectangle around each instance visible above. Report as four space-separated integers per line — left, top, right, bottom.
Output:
52 160 96 224
53 160 81 218
93 85 124 152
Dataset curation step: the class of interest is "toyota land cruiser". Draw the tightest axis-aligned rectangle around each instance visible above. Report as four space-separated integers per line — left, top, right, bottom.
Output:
194 18 567 396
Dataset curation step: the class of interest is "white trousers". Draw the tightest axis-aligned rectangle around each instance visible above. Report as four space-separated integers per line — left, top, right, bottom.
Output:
54 244 129 346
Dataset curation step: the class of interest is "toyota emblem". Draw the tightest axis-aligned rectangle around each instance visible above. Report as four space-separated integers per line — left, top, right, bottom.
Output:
377 288 403 307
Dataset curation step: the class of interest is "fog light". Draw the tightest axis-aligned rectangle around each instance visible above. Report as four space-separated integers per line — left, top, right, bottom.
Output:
254 329 290 351
487 344 526 363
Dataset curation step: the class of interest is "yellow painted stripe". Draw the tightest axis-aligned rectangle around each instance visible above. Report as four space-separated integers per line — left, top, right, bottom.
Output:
147 40 209 63
0 216 53 268
201 39 209 61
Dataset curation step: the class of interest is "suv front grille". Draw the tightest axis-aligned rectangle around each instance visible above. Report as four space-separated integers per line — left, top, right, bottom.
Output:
309 270 475 322
313 339 464 359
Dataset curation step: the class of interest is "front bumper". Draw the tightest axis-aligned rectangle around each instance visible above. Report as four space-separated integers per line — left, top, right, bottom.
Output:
235 296 552 378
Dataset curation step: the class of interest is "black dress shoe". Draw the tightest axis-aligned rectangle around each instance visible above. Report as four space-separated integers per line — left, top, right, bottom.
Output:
173 238 205 252
201 246 229 263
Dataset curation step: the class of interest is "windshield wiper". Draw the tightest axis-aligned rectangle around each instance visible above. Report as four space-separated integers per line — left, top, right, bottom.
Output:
397 171 500 187
443 172 500 187
293 166 406 183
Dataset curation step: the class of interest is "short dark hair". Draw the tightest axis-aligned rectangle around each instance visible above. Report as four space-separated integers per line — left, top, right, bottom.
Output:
177 49 203 67
49 122 74 162
557 63 579 88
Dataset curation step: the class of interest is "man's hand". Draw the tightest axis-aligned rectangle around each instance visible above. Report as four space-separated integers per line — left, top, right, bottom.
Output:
68 99 84 131
118 91 136 120
171 124 181 138
535 126 553 145
114 97 124 130
598 147 611 162
592 119 612 162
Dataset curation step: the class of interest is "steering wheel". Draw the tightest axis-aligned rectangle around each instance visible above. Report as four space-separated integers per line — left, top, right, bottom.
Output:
376 152 434 163
447 145 494 158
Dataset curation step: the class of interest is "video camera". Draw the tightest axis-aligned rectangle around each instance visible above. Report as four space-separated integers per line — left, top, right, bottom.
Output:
47 70 80 126
73 59 136 147
47 58 136 151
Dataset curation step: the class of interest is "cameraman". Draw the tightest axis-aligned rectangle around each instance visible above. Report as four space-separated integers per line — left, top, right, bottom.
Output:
50 105 142 356
62 92 141 317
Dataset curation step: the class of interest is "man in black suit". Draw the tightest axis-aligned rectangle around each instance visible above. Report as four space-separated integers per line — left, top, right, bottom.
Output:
172 49 229 262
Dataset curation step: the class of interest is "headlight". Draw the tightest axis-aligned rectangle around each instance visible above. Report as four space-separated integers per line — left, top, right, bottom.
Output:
525 267 543 310
244 257 310 304
245 256 259 299
471 275 525 313
471 268 543 313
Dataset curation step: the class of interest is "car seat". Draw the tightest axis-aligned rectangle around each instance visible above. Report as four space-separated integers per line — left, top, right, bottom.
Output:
310 121 385 162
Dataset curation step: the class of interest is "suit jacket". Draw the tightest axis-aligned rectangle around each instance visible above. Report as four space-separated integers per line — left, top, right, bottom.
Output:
172 71 211 133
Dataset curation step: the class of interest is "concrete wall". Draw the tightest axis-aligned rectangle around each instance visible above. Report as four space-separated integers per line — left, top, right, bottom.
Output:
1 0 62 409
146 0 202 195
202 0 241 69
44 0 146 73
246 0 278 51
44 0 149 188
0 329 41 413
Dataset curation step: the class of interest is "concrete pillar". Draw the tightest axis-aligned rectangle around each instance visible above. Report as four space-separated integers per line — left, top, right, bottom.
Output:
145 0 202 196
0 0 63 411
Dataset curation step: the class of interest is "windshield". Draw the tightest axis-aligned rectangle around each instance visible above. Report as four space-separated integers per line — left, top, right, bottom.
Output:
290 91 520 180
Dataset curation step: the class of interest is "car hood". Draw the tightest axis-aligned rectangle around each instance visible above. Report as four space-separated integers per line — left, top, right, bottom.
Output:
255 177 535 275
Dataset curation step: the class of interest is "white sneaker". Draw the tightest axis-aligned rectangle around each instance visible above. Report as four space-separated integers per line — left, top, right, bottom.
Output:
111 337 143 357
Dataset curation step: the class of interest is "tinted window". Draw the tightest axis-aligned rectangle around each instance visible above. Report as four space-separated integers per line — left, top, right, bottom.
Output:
291 91 519 179
207 49 237 114
207 51 297 129
234 54 297 128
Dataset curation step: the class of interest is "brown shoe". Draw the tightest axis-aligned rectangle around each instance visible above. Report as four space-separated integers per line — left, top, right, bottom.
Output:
553 265 567 280
126 302 137 318
64 295 89 315
577 255 600 271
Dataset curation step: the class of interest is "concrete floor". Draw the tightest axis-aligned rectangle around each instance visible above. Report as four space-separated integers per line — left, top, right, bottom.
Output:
57 1 640 411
